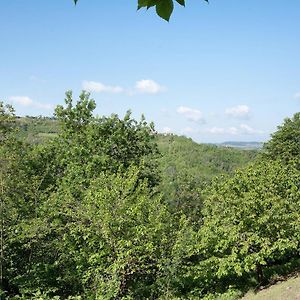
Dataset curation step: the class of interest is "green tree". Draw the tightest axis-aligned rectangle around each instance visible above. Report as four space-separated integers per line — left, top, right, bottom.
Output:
263 112 300 166
200 160 300 286
0 102 39 297
1 92 172 298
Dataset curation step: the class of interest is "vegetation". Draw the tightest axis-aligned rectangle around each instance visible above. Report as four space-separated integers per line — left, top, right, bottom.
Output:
73 0 209 21
242 270 300 300
1 91 300 299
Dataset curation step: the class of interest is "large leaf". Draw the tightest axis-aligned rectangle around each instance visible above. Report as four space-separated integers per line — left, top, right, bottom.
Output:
156 0 174 22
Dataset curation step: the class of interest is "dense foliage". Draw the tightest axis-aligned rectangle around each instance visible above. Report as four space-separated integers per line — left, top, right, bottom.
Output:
263 112 300 166
2 92 300 299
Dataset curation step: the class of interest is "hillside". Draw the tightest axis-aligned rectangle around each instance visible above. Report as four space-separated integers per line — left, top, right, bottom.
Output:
156 134 258 217
242 274 300 300
16 116 59 144
16 118 258 182
3 101 300 299
158 134 258 182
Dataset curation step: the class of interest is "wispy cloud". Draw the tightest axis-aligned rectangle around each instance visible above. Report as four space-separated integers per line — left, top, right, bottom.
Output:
134 79 165 94
225 105 250 119
82 79 165 95
294 92 300 100
82 80 124 94
239 124 264 135
177 106 205 123
182 127 197 134
9 96 53 110
161 127 172 134
205 124 263 135
29 75 46 83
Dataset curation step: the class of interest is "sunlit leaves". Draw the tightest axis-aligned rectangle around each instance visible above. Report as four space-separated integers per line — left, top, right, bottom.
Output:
201 160 300 283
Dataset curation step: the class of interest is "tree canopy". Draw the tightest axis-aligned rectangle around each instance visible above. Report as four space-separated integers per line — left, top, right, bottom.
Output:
2 94 300 299
263 112 300 167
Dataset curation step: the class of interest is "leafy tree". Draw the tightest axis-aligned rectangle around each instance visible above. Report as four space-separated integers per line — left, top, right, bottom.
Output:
0 102 39 297
1 92 169 298
0 102 16 142
200 160 300 286
263 112 300 166
28 91 159 197
53 167 173 298
74 0 209 21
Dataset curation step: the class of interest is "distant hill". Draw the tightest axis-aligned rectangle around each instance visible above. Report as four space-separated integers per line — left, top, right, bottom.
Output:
157 134 258 182
218 141 264 150
157 134 258 208
16 116 59 144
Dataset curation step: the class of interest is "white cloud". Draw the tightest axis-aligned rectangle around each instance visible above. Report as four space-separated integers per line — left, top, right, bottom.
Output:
228 127 239 135
205 124 263 135
134 79 165 94
10 96 33 106
225 105 250 119
240 124 264 135
9 96 53 110
182 127 197 134
82 80 124 94
82 79 165 95
177 106 205 123
294 92 300 100
161 127 172 134
206 127 226 134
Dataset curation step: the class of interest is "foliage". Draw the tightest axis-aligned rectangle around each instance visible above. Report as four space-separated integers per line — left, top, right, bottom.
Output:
0 92 173 299
15 116 59 144
3 94 300 299
73 0 209 21
157 134 257 224
201 160 300 286
263 112 300 166
0 102 16 142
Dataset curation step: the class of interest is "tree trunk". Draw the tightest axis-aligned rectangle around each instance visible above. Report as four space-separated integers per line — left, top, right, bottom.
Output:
256 263 264 285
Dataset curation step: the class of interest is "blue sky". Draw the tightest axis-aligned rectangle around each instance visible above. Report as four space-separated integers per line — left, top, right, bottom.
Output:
1 0 300 143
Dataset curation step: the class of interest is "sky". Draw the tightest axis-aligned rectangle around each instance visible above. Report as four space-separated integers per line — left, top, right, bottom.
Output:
1 0 300 143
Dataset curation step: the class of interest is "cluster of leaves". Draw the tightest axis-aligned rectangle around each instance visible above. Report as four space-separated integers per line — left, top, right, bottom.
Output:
73 0 209 21
0 93 185 299
201 161 300 284
2 92 300 299
263 112 300 166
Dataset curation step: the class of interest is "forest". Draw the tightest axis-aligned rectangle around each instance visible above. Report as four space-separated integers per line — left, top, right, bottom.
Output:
1 91 300 299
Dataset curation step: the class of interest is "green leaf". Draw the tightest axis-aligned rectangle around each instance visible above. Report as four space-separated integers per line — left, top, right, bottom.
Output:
175 0 185 7
147 0 157 9
156 0 174 21
138 0 157 10
137 0 149 9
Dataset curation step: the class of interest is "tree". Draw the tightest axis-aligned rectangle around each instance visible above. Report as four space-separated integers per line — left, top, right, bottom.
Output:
200 160 300 286
263 112 300 166
0 92 172 298
74 0 209 21
0 102 38 297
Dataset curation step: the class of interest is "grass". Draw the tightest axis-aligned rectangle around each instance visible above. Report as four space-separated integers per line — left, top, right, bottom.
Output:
242 274 300 299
